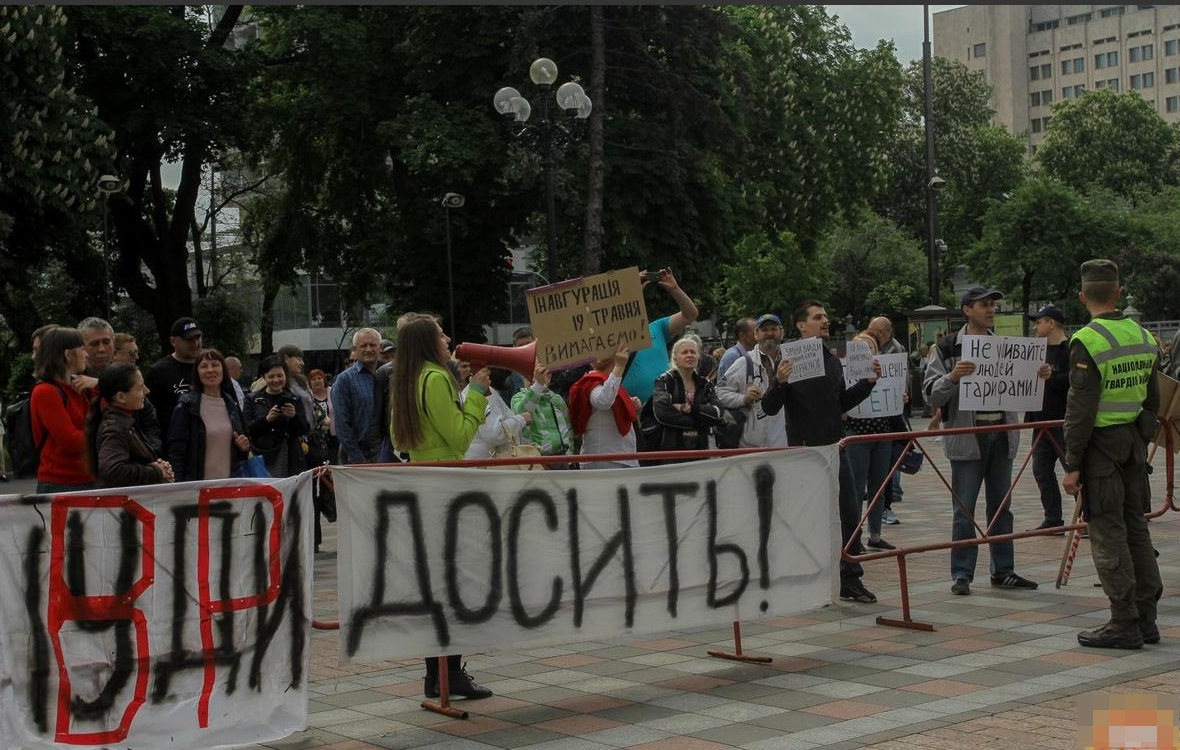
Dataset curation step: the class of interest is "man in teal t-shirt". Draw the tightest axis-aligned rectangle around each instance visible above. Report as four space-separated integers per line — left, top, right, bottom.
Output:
622 268 699 403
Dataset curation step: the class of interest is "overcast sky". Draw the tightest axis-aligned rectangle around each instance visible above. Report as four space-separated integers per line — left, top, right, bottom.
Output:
828 5 965 66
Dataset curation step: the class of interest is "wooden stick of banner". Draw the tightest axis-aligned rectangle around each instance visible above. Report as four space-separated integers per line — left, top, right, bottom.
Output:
1056 491 1084 589
421 657 468 719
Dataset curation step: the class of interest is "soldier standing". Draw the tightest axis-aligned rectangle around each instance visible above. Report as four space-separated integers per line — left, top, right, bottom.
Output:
1062 259 1162 649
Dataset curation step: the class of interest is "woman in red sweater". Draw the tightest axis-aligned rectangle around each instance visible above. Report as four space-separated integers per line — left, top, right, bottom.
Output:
31 327 96 493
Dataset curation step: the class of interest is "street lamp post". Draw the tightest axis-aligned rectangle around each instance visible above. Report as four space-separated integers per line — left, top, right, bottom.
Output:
923 5 943 307
441 192 465 341
494 57 592 282
97 174 123 320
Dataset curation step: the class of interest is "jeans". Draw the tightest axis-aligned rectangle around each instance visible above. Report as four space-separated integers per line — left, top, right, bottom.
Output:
838 451 865 584
36 481 95 494
1031 425 1065 525
846 442 890 537
949 431 1015 583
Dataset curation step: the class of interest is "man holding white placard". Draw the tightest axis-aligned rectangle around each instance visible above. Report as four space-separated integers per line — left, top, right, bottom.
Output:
762 301 881 604
924 286 1049 596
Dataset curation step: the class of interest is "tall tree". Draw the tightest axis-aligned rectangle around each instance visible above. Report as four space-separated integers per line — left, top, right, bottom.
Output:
65 5 255 347
1038 89 1180 197
820 211 928 325
580 5 606 275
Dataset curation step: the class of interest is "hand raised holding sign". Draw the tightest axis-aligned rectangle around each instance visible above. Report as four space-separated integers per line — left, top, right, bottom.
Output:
950 360 976 383
612 345 630 377
775 359 793 384
1038 363 1052 380
869 358 882 384
533 361 552 387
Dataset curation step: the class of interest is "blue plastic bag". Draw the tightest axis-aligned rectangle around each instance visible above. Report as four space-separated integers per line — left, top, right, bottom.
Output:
233 454 271 479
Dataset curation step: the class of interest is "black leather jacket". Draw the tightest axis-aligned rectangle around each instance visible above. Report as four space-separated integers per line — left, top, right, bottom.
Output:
649 369 725 456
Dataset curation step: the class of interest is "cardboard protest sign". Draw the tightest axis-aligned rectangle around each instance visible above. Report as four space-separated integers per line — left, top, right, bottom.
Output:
958 334 1047 411
527 267 651 369
0 476 313 750
844 340 875 381
845 353 908 419
779 337 826 384
334 448 839 662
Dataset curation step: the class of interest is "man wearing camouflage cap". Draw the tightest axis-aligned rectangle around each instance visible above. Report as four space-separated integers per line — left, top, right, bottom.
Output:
1063 259 1162 649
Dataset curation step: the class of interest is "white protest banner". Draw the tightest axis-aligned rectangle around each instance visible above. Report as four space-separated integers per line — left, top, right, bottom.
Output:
527 267 651 369
334 449 839 662
844 340 875 381
0 475 313 750
779 337 826 384
845 353 908 419
958 334 1047 411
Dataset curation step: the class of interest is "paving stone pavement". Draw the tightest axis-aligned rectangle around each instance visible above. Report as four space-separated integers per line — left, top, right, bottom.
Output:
230 443 1180 750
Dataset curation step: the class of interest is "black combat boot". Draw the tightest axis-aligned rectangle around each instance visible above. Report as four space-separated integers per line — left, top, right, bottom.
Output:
1139 620 1161 644
447 663 493 699
1077 620 1144 650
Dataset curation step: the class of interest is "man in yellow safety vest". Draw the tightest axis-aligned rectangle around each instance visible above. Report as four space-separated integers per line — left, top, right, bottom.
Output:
1063 259 1162 649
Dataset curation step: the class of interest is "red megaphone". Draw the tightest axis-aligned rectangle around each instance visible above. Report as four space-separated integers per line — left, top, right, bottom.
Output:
454 340 537 379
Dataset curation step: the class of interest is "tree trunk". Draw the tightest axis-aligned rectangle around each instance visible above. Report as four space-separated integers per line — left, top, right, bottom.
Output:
191 219 207 298
581 4 606 275
259 280 278 358
1022 268 1032 336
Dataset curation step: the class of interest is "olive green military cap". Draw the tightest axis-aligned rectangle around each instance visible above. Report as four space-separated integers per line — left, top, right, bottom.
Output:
1080 259 1119 283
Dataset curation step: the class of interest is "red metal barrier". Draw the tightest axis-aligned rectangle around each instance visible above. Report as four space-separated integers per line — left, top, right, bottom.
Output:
838 417 1177 631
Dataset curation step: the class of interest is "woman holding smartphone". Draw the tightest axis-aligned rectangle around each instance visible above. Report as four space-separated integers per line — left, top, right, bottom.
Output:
244 354 309 477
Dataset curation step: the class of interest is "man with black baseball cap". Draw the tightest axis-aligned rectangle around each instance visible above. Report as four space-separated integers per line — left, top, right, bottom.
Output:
1027 304 1071 531
923 286 1045 596
145 317 204 435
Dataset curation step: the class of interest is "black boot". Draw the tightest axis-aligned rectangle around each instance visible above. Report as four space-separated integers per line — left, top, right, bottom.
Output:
1077 620 1144 650
424 674 439 698
1140 620 1161 644
447 663 493 699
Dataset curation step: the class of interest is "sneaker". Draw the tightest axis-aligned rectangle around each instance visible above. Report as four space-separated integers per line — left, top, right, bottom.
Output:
991 572 1038 590
951 578 971 596
447 663 493 699
867 537 897 550
839 580 877 604
883 509 901 525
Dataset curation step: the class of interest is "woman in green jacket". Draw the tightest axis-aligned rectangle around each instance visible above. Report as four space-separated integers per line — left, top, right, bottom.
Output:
389 315 492 700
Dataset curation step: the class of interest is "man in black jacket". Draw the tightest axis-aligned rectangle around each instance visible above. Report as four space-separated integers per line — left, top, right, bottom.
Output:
1027 304 1071 531
762 301 881 603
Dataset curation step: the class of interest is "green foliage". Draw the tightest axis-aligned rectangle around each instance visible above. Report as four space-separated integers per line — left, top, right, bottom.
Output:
4 353 33 404
712 231 832 324
875 58 1026 262
968 178 1130 319
193 290 252 359
819 211 927 324
1038 89 1180 196
1118 187 1180 320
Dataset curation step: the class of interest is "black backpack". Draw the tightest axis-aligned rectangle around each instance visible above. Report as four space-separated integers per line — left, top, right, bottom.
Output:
3 382 69 478
714 354 756 449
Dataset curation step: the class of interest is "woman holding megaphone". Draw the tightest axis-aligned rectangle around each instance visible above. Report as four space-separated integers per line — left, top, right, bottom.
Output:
389 315 494 700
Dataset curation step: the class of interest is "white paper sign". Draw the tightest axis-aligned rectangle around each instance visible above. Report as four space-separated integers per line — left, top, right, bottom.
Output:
958 334 1047 411
334 449 839 662
844 340 875 381
845 353 908 419
0 476 314 750
779 337 826 383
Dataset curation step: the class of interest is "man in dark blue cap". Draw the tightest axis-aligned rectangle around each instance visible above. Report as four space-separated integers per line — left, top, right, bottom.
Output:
923 286 1044 596
1027 304 1071 532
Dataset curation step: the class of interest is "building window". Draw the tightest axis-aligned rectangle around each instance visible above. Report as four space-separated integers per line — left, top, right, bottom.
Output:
1031 91 1042 107
1075 57 1085 73
1042 63 1052 79
1131 73 1141 89
1167 95 1179 113
1144 71 1155 87
1143 44 1154 61
1031 118 1042 134
1030 65 1040 81
973 42 986 58
1111 78 1120 90
1062 86 1073 100
1096 53 1107 70
1167 67 1179 84
1131 46 1140 63
1109 51 1119 67
1062 59 1073 75
1100 6 1126 18
1167 39 1179 56
1043 89 1054 104
1076 84 1086 96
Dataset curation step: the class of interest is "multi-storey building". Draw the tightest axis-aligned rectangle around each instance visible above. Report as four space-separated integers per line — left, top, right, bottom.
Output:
934 5 1180 152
